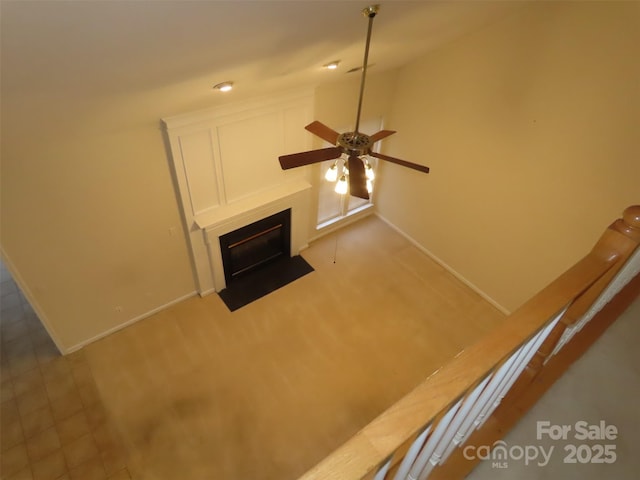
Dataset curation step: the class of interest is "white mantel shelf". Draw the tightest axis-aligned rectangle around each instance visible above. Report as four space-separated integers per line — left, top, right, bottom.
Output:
194 180 311 230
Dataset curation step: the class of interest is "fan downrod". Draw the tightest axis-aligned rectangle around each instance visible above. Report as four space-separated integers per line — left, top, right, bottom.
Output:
353 5 380 134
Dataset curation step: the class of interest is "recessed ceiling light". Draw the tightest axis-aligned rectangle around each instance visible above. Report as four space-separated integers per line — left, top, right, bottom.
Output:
213 81 233 92
323 61 340 70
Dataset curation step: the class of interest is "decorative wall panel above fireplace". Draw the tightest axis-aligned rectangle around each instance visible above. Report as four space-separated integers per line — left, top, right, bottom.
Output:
163 89 314 294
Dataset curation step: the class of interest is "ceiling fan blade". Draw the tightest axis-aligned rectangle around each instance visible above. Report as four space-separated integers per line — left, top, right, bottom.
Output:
347 155 369 200
369 151 430 174
279 147 342 170
369 130 396 143
305 121 340 145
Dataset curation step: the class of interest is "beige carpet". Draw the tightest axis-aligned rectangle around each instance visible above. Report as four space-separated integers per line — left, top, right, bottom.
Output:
83 215 505 480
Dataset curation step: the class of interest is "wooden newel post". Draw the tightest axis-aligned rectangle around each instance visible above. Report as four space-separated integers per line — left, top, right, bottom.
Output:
559 205 640 324
611 205 640 242
503 205 640 406
591 204 640 262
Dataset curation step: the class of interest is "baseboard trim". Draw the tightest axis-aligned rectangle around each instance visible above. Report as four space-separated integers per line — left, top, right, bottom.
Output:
375 213 510 315
198 288 217 297
65 291 198 354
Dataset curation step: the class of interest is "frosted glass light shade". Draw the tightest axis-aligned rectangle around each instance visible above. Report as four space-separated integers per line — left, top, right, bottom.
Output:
365 162 375 180
335 175 348 195
325 163 338 182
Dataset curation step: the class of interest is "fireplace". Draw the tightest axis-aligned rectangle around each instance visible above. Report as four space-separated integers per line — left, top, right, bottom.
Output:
190 180 311 294
219 209 291 285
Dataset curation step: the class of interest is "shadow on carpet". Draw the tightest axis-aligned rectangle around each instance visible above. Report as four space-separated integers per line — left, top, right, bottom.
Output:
218 255 314 311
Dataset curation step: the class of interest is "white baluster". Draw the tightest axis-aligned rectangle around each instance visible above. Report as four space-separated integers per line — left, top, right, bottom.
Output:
453 360 509 447
548 325 576 360
405 399 461 480
549 247 640 359
476 310 564 429
392 425 431 480
416 400 462 480
374 457 392 480
439 375 492 464
470 346 523 431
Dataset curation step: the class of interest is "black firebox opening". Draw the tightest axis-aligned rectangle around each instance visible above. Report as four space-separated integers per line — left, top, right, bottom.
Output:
219 209 291 286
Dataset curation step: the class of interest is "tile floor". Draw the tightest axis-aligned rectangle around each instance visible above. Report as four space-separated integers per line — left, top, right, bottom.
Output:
0 261 131 480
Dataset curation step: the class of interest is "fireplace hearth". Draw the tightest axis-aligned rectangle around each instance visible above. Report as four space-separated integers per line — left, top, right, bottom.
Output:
216 208 314 311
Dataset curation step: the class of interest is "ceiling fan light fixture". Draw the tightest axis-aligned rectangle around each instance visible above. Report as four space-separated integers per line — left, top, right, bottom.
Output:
365 160 375 180
213 81 234 92
277 4 429 201
342 160 349 176
323 60 340 70
335 175 349 195
325 162 339 182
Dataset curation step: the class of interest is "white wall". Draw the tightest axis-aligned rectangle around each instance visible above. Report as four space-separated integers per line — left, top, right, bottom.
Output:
376 1 640 311
3 1 637 350
0 89 198 351
313 70 399 136
0 50 399 353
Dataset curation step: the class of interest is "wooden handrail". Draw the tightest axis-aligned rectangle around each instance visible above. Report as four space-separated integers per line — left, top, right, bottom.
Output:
297 205 640 480
502 205 640 407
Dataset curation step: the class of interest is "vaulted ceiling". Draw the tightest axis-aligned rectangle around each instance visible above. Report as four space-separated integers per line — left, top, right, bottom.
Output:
1 1 521 116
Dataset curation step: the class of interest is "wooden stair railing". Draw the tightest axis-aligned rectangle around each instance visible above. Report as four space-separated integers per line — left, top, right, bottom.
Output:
297 205 640 480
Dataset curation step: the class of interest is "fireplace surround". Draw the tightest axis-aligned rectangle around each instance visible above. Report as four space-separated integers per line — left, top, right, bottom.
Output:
195 181 312 293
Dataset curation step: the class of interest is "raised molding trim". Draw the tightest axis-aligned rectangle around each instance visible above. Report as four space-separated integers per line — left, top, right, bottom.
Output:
374 213 511 315
162 87 315 131
163 88 314 294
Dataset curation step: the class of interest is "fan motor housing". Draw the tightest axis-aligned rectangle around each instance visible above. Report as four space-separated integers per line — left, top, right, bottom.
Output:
337 132 372 156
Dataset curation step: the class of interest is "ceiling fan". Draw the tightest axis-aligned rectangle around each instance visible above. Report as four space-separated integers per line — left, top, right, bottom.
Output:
278 4 429 200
